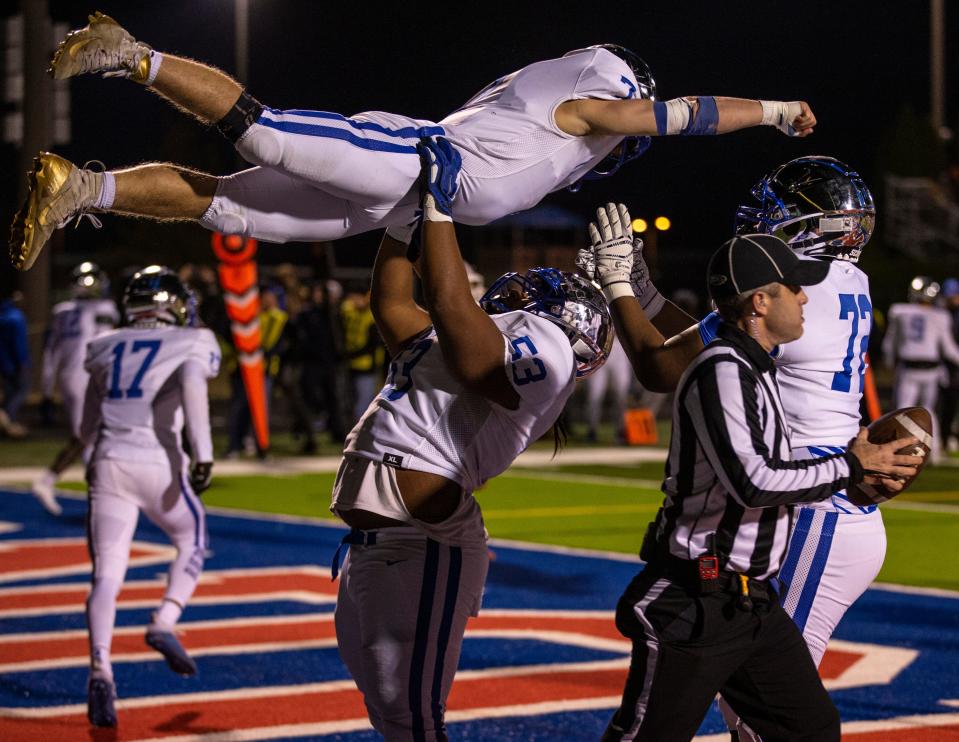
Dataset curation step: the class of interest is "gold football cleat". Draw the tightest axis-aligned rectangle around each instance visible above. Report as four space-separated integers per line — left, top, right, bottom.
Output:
49 11 152 82
10 153 99 272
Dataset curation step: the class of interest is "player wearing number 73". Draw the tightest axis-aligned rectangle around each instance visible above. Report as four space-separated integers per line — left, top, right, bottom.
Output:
78 266 220 728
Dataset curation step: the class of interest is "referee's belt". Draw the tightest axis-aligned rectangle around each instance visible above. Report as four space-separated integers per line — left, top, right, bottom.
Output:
648 554 774 603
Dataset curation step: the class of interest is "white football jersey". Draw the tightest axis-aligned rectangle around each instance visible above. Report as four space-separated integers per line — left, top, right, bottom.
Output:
83 326 221 464
774 259 872 448
41 298 118 394
441 47 637 224
345 311 577 492
882 303 959 367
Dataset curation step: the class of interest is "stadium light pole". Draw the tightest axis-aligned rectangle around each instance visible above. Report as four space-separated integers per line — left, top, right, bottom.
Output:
235 0 249 83
18 0 52 389
931 0 948 139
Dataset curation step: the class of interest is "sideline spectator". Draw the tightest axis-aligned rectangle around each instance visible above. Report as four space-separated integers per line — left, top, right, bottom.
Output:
940 278 959 452
341 284 384 422
0 284 29 438
296 281 347 445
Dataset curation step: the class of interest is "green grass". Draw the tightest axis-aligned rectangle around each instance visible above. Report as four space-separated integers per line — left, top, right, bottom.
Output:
78 461 955 592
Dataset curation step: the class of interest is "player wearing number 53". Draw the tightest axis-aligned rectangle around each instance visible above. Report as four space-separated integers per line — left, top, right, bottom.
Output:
329 137 612 740
78 266 220 728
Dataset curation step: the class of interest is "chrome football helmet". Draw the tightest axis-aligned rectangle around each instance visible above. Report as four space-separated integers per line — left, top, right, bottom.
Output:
480 267 613 378
568 44 656 191
735 156 875 263
71 261 107 299
122 265 196 327
908 276 940 304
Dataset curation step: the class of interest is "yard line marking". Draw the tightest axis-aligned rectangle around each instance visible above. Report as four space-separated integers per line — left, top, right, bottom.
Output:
483 503 658 519
501 469 664 490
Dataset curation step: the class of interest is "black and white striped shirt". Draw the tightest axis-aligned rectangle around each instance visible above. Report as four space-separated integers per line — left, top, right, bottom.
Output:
656 323 864 579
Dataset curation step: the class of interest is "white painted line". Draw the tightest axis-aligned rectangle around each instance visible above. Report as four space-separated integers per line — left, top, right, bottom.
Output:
823 639 918 690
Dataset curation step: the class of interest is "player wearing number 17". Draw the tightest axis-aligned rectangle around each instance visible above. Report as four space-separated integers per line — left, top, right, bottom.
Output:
329 137 613 740
78 266 220 728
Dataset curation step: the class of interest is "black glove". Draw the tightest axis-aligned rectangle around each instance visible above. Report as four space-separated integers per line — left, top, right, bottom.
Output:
190 461 213 495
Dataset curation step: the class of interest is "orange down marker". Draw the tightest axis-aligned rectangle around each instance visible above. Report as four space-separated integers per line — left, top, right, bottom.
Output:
211 233 270 453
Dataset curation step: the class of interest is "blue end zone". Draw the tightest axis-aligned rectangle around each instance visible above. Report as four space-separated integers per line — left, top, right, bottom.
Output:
2 489 958 738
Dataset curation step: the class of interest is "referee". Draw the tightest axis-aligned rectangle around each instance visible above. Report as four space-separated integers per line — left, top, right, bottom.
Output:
602 234 922 742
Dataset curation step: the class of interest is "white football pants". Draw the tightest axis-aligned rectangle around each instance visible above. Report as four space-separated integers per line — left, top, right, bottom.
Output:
86 459 207 670
335 527 488 742
894 367 942 460
200 108 430 242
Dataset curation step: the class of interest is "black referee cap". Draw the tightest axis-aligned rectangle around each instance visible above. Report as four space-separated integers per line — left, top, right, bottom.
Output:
706 234 830 301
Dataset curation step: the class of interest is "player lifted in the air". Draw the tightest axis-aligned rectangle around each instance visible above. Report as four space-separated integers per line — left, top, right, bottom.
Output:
80 266 220 728
32 262 118 515
11 11 815 271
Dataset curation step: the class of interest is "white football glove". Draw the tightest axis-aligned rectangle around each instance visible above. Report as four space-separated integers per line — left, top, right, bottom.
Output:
579 203 666 316
588 203 634 302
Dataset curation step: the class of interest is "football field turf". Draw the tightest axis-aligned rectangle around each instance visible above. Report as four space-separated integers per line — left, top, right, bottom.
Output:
12 449 959 739
195 460 959 591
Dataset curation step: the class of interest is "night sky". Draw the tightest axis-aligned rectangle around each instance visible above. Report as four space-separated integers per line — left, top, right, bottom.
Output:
9 1 959 296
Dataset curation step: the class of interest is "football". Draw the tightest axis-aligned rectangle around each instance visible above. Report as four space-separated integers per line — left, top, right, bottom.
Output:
847 406 933 506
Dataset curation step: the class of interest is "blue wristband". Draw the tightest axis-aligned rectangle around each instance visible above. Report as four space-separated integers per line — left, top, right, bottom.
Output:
681 96 719 135
697 310 721 345
652 101 668 136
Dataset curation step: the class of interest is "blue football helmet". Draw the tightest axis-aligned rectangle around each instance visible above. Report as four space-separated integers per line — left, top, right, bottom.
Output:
735 156 875 263
480 267 613 378
569 44 656 191
123 265 197 327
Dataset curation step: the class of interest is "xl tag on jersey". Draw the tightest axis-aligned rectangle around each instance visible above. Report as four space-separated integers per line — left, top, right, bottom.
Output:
383 453 404 468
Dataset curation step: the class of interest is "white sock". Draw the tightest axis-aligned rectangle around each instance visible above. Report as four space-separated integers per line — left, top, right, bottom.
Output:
38 469 57 488
145 51 163 86
93 172 116 211
151 599 183 629
90 646 113 680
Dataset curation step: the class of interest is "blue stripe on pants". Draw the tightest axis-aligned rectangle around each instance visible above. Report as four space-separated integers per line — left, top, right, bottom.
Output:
410 539 440 741
430 546 461 735
778 507 814 595
791 512 839 631
256 118 422 154
265 107 445 140
179 475 202 548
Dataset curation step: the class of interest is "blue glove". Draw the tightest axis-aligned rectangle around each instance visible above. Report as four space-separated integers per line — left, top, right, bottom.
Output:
416 136 462 222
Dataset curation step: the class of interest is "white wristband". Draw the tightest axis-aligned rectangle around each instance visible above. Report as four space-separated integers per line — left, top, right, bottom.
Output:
759 100 801 132
640 289 666 320
602 280 634 303
422 194 452 223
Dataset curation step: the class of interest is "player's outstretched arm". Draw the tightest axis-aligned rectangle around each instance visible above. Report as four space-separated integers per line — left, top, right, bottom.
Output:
416 139 520 410
582 203 704 392
369 233 431 358
557 97 815 138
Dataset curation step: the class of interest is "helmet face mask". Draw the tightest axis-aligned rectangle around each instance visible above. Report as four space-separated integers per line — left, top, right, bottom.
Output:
735 156 876 263
71 261 107 299
480 267 613 378
123 265 196 327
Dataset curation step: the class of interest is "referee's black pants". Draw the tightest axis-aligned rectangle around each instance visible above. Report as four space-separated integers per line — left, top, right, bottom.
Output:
602 567 840 742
